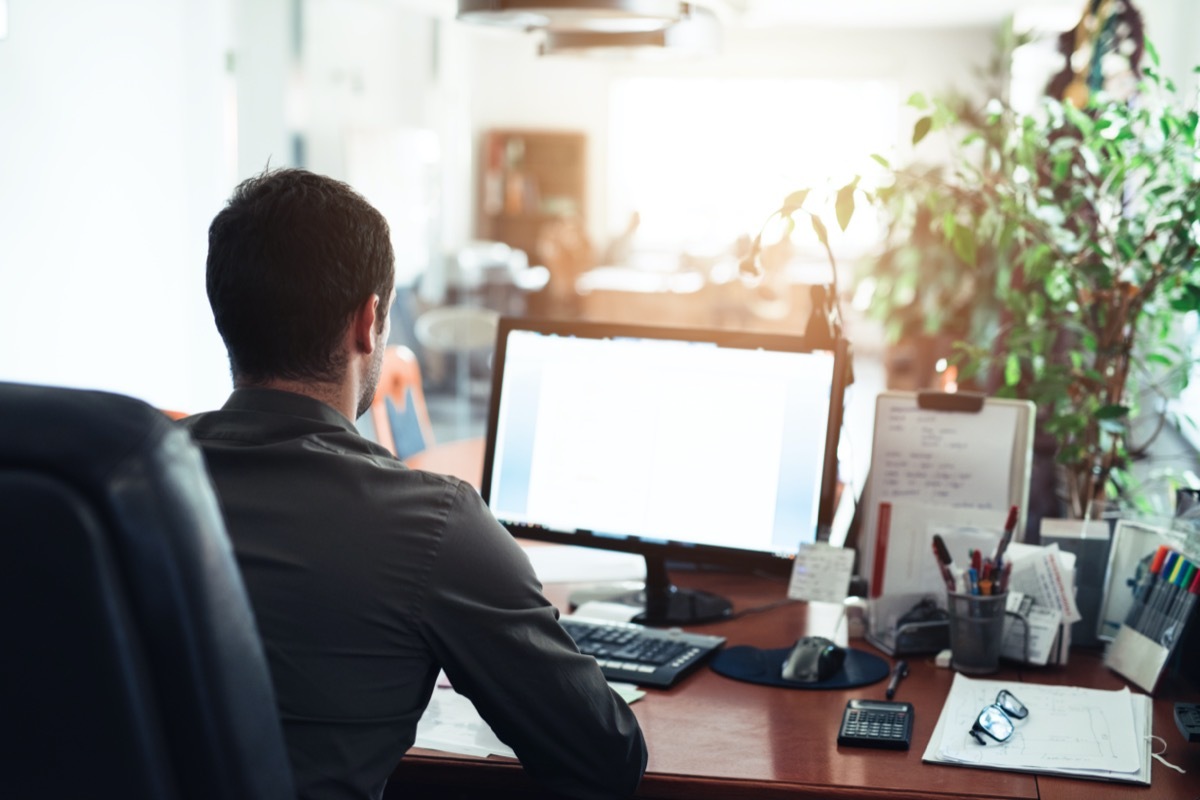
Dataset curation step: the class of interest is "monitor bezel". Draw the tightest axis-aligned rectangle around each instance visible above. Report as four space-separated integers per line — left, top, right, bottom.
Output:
480 316 848 575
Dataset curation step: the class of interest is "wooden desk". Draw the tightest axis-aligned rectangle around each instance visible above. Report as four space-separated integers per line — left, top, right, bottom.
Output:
393 570 1200 797
396 446 1200 799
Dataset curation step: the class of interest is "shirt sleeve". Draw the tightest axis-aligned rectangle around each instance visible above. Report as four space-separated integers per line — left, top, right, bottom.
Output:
418 481 647 799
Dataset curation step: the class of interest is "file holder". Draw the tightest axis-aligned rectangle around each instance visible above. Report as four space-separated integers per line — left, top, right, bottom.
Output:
1101 520 1199 693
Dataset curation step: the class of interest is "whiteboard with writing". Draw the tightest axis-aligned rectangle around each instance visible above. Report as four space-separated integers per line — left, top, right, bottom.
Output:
859 392 1035 596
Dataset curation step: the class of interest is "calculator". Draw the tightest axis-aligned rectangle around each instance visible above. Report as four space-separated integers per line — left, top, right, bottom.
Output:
837 699 914 750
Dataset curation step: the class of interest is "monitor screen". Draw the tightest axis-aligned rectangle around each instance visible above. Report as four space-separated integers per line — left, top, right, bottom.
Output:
481 318 847 624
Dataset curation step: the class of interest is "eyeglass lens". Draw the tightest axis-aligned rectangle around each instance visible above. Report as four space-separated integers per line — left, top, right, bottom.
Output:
996 690 1027 719
977 705 1015 741
971 691 1027 744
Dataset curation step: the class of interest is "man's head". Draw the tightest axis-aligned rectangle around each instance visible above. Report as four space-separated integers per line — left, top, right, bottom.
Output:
206 169 395 409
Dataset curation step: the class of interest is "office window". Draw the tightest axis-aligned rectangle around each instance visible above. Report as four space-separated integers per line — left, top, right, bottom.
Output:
608 78 898 254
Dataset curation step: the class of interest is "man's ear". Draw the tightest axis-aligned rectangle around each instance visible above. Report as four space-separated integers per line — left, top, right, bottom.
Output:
351 294 381 354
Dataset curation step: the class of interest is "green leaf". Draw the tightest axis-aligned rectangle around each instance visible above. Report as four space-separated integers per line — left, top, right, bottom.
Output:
907 92 929 110
912 117 933 146
810 214 829 247
1146 40 1160 67
870 153 890 168
835 183 856 231
1004 353 1021 386
952 225 977 266
1095 404 1130 420
780 189 810 216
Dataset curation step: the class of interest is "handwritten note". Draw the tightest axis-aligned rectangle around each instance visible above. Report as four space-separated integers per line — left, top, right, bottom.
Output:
873 402 1018 508
788 543 856 603
860 394 1032 593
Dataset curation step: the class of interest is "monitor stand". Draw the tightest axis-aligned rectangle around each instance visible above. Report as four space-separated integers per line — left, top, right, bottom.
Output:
568 555 733 627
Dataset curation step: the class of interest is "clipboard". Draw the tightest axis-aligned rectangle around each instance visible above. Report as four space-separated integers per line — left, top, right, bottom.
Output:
858 391 1035 599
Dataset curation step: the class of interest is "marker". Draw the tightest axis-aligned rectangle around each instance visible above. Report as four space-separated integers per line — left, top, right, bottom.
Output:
992 505 1019 567
968 567 980 596
1152 559 1195 642
1172 568 1200 644
1125 545 1171 628
932 535 956 592
886 660 908 700
1136 551 1179 640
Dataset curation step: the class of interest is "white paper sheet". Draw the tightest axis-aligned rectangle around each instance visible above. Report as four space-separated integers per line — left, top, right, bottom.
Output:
1007 543 1082 624
927 674 1143 776
414 690 516 759
788 542 856 602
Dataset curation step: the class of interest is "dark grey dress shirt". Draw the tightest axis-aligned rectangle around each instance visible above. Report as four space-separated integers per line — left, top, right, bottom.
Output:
182 388 646 800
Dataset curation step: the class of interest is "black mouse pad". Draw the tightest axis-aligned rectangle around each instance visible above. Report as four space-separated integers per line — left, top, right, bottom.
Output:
710 645 890 690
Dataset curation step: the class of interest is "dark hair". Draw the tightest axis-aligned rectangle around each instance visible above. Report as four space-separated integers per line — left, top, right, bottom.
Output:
206 168 394 384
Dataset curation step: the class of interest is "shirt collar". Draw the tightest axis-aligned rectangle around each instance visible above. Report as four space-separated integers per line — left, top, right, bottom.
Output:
221 387 360 435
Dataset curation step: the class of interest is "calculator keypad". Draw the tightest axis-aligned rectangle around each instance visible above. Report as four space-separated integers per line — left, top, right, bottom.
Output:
837 700 913 750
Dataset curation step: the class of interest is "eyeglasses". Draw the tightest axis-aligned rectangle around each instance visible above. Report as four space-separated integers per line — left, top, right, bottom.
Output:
969 690 1028 745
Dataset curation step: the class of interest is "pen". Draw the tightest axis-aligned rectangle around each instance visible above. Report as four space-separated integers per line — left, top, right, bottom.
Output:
886 660 908 700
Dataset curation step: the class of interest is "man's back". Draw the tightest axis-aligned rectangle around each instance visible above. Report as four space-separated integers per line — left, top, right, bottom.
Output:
184 388 646 800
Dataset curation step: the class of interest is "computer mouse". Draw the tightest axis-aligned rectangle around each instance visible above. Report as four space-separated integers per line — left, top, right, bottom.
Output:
781 636 846 683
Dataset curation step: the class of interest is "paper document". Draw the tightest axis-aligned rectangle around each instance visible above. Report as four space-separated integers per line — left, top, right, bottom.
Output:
788 542 855 603
923 674 1151 784
1007 543 1082 624
414 690 516 759
872 502 1004 597
999 602 1062 666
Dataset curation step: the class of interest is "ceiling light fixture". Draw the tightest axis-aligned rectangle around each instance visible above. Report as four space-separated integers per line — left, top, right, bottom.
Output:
456 0 687 33
538 5 719 58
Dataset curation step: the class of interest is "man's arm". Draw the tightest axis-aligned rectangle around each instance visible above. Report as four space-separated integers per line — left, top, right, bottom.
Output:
419 482 647 799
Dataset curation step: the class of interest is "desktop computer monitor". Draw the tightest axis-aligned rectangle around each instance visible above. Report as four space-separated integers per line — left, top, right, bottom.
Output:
481 317 848 626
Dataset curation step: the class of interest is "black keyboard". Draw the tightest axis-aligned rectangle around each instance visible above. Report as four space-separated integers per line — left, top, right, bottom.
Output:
561 616 726 688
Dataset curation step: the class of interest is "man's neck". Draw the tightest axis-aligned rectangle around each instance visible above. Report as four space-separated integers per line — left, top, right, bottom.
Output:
239 377 358 422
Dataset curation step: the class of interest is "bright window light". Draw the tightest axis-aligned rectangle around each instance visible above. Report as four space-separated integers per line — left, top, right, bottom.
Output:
608 78 898 254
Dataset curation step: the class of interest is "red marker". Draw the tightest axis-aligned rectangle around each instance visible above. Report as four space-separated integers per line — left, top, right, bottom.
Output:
993 505 1019 567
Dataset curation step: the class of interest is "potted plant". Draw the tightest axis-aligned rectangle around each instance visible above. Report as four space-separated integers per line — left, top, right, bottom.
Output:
762 45 1200 520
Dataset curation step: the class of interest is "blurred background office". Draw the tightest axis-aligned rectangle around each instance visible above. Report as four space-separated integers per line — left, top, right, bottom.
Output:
1 0 1197 463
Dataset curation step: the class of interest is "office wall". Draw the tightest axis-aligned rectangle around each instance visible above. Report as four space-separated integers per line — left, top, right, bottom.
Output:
0 0 234 412
459 25 1001 246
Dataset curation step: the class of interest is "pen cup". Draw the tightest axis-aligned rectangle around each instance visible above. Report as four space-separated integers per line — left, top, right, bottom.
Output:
946 591 1007 674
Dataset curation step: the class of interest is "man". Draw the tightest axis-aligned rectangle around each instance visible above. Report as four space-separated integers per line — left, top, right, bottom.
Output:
183 169 646 800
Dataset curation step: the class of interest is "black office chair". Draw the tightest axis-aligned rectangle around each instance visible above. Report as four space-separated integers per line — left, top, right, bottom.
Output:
0 382 295 800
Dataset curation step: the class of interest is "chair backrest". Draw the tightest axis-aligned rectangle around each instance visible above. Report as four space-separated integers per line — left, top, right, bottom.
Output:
0 382 295 800
370 345 435 459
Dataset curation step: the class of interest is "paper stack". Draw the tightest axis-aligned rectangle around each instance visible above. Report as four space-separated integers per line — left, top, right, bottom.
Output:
923 674 1151 785
1000 543 1081 665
